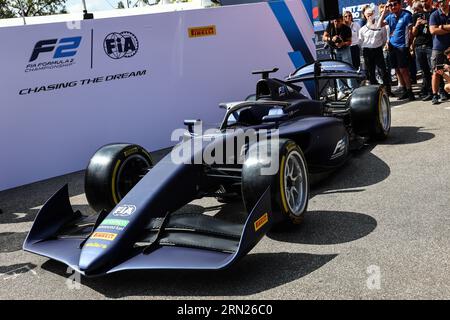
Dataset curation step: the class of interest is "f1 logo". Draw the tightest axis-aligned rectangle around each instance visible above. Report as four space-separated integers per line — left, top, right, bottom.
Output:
29 36 82 62
330 136 348 160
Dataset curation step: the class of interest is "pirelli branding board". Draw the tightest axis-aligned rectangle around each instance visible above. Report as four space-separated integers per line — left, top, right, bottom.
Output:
254 213 269 231
188 25 216 38
91 232 118 241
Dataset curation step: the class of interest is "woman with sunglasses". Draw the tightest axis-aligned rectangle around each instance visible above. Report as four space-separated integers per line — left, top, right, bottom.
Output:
344 11 361 70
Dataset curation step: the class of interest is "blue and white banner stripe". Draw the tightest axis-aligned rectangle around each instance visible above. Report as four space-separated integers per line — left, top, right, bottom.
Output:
269 0 316 97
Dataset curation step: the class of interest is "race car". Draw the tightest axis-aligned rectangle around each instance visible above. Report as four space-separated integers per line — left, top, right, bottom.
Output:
23 62 391 277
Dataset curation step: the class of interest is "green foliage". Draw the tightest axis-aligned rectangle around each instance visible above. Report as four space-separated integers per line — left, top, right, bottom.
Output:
0 0 67 18
0 0 16 18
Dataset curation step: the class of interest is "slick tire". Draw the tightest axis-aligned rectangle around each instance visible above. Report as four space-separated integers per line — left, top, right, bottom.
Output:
241 139 309 228
349 85 391 140
85 143 153 212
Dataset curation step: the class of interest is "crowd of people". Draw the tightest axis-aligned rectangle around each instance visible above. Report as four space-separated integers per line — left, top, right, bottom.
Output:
322 0 450 105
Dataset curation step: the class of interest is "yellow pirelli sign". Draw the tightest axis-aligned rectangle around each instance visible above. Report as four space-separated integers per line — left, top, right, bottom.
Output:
188 25 216 38
254 213 269 231
91 232 117 241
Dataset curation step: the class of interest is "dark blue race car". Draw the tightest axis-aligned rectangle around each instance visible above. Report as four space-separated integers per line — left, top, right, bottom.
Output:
24 62 391 277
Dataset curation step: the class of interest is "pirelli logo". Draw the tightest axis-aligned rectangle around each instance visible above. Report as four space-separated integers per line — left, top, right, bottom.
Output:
91 232 117 241
124 147 138 157
188 25 216 38
254 213 269 231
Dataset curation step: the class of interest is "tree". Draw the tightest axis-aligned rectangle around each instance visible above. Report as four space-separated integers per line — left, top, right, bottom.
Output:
117 0 152 9
0 0 67 18
0 0 16 18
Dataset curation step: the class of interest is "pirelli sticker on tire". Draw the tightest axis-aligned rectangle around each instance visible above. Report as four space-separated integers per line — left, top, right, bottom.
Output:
254 213 269 231
188 25 216 38
91 232 118 241
286 142 297 152
124 147 139 157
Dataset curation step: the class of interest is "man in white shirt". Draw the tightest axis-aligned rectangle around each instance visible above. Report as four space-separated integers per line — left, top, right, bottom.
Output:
359 7 393 95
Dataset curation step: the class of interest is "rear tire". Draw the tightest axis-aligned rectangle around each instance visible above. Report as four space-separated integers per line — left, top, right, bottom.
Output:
349 85 391 140
85 143 153 212
241 139 309 228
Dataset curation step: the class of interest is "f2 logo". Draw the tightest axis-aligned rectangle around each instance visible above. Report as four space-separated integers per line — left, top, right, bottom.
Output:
29 36 82 62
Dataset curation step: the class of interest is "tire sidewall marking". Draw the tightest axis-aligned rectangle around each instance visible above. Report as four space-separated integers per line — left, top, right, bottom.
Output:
111 159 122 205
279 154 290 214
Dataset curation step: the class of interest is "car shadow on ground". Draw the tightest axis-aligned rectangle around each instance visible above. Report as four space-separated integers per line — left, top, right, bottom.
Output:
379 126 435 145
310 149 390 196
0 232 28 253
267 211 377 245
0 263 37 276
0 171 87 224
41 252 337 298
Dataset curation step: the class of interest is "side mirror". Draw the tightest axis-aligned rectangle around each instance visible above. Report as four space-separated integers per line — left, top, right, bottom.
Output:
184 119 201 133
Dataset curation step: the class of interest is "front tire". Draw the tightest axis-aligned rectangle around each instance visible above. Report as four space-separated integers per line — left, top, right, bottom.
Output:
85 143 153 212
241 139 309 227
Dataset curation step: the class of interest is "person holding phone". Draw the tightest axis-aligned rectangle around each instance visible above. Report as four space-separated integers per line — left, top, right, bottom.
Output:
429 0 450 104
378 0 415 101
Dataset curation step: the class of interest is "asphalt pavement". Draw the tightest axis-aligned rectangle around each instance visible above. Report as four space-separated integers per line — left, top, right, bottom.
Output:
1 95 450 299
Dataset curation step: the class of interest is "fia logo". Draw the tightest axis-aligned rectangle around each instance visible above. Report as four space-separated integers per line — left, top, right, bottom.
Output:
103 31 139 59
112 204 137 217
29 37 82 62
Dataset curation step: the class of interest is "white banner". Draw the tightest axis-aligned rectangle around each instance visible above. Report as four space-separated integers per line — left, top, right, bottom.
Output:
0 1 315 191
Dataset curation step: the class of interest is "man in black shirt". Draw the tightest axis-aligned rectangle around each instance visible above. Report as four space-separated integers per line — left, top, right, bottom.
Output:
412 0 434 100
323 15 356 98
323 15 353 51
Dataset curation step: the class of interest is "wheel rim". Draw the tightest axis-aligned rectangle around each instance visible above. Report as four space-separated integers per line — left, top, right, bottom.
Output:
116 154 151 199
283 151 308 215
379 93 391 132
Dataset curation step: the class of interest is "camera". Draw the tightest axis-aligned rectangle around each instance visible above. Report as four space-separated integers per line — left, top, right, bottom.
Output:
436 64 445 71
